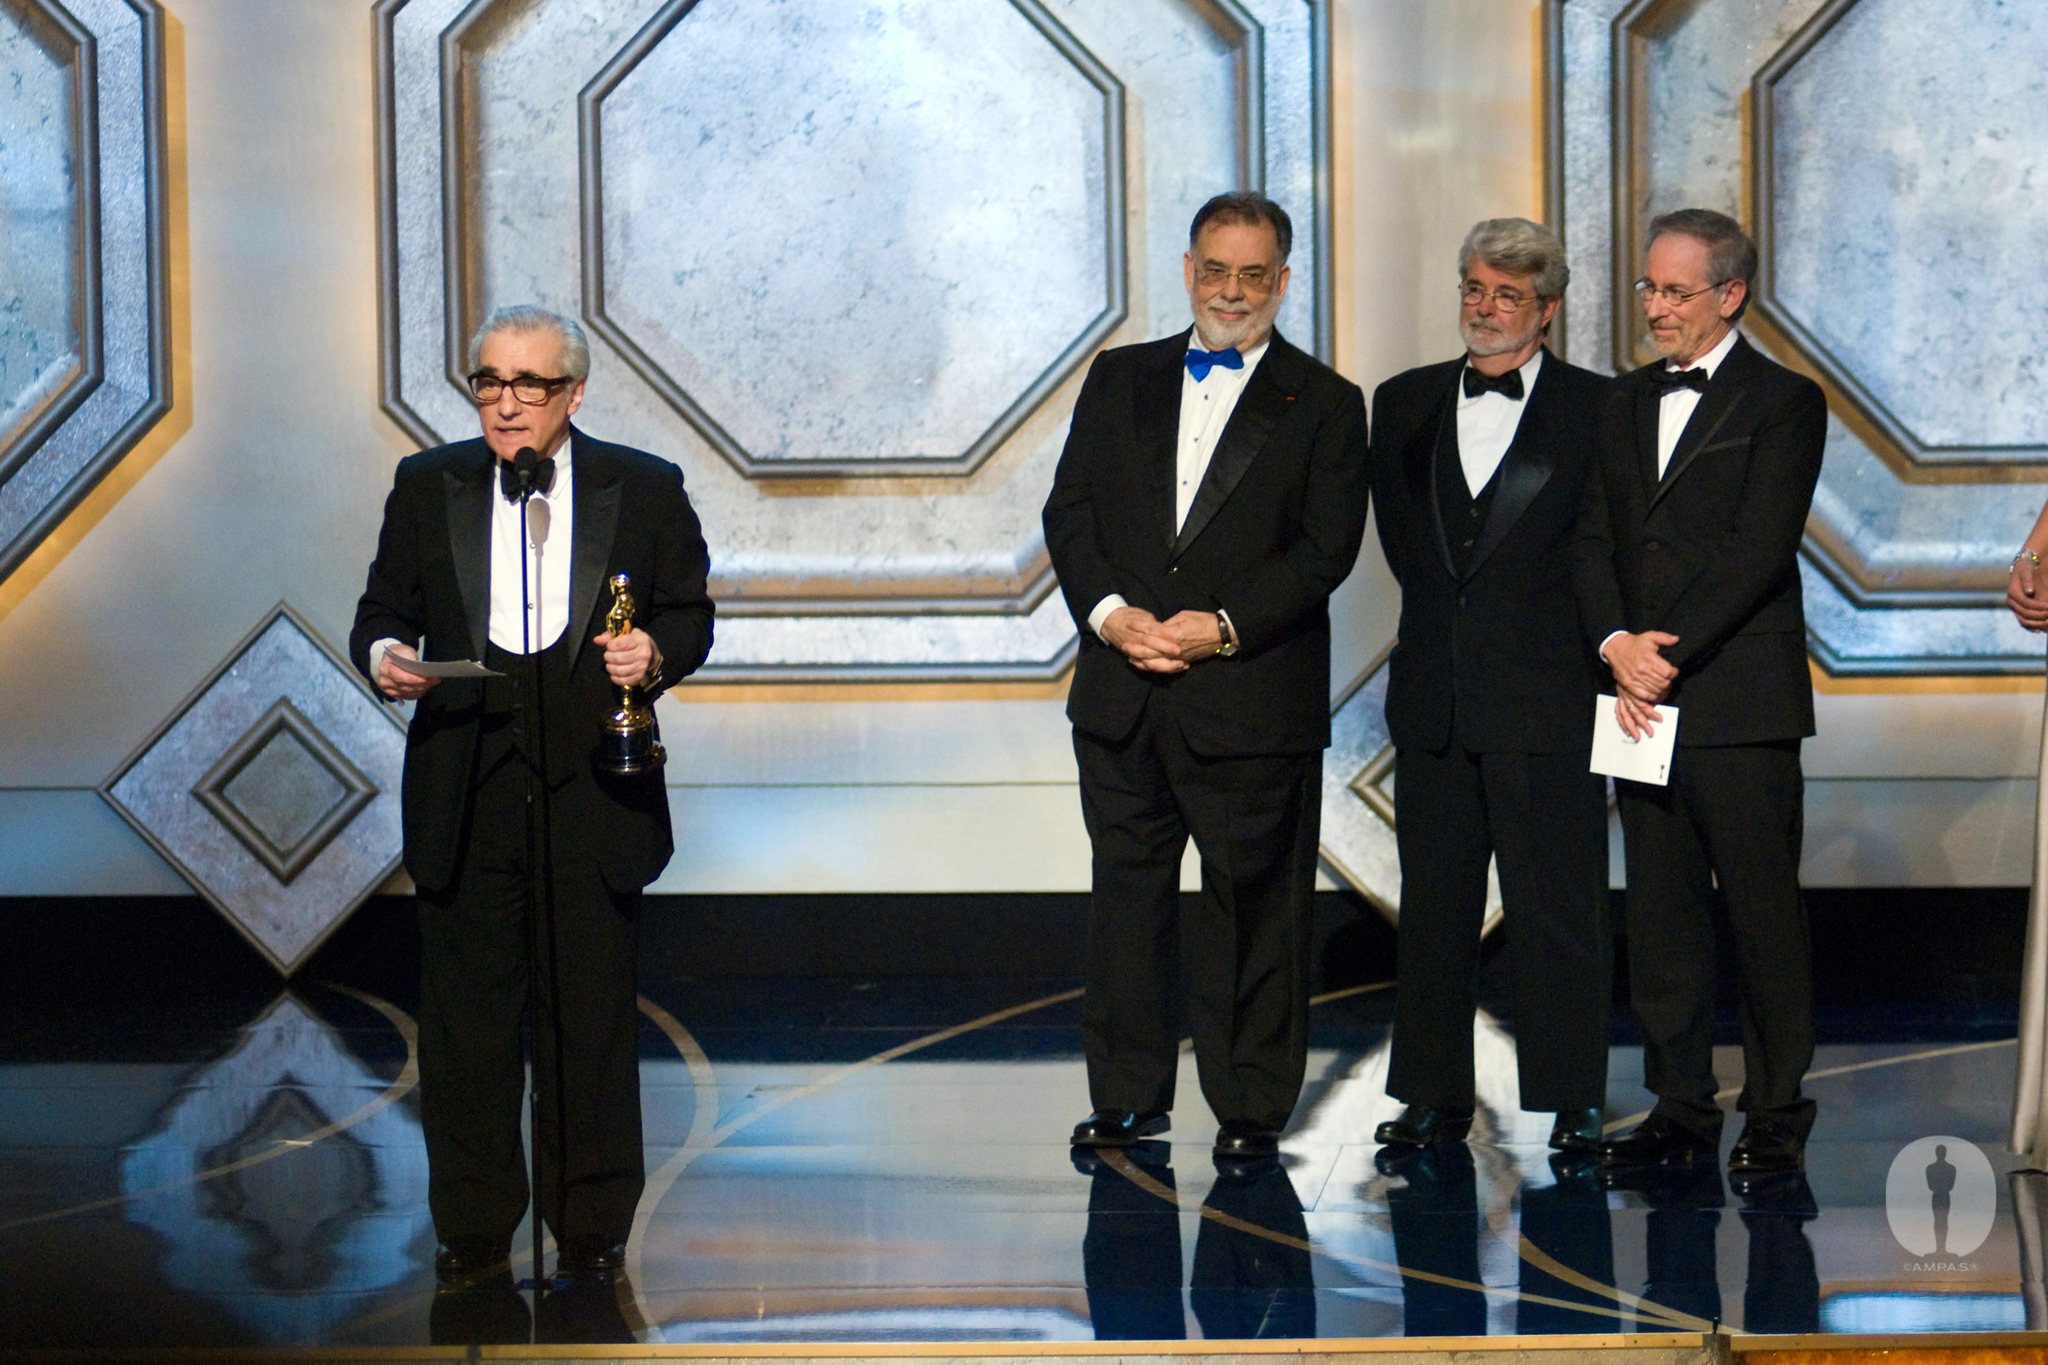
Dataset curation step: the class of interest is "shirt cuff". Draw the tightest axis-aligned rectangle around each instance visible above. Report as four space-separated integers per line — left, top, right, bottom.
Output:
1597 630 1627 665
1086 594 1129 639
369 637 404 679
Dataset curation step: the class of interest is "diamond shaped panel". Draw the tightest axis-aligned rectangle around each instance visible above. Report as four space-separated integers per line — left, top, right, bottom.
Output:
191 698 379 886
101 606 406 974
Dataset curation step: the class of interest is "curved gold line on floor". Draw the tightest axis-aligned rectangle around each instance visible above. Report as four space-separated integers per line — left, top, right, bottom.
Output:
1473 1167 1709 1333
1311 980 1396 1006
709 987 1087 1146
627 994 725 1335
0 983 419 1234
1603 1036 2019 1133
624 986 1086 1333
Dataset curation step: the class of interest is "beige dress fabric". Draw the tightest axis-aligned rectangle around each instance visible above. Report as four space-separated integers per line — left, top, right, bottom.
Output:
2012 690 2048 1168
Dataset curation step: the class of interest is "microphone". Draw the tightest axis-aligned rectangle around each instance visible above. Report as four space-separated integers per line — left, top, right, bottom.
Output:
512 445 538 497
525 493 551 551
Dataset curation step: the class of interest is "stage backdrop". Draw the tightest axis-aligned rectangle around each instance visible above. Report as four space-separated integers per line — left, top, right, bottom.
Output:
0 0 2042 968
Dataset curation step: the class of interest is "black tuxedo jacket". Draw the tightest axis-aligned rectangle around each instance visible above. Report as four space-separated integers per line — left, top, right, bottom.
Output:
1044 328 1371 757
1371 351 1609 754
1572 334 1826 746
350 427 714 892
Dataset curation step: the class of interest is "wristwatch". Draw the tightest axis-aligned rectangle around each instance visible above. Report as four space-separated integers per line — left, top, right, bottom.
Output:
1215 612 1240 658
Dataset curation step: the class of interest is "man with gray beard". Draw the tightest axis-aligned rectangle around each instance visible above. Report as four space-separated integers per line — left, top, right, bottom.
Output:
1046 192 1371 1159
1367 219 1613 1159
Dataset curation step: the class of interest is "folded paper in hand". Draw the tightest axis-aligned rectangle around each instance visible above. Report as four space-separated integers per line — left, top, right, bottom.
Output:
1589 693 1678 786
384 654 502 680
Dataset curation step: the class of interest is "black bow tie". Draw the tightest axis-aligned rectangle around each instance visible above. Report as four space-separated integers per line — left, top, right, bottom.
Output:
1650 366 1710 393
1462 366 1523 402
499 456 556 499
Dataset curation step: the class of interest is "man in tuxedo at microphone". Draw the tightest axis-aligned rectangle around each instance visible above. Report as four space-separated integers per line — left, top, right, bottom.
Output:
1575 209 1826 1174
1367 218 1612 1159
1045 192 1371 1159
352 305 713 1283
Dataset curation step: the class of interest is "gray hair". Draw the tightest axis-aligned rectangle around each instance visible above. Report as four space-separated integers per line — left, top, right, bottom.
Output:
1457 218 1569 298
1190 191 1294 261
465 304 591 381
1646 208 1758 320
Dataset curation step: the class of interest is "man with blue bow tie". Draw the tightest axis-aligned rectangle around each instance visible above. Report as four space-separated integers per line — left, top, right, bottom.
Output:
1045 192 1372 1159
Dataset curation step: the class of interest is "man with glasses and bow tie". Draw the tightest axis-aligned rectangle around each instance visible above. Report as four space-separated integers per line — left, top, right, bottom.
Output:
1575 209 1827 1176
351 305 713 1290
1045 192 1371 1160
1366 218 1614 1162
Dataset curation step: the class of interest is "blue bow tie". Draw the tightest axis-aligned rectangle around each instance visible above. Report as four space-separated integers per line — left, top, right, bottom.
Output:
1185 346 1244 381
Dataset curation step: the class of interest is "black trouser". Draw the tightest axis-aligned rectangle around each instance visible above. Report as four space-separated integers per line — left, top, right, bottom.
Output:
416 751 645 1252
1387 743 1610 1110
1616 740 1814 1141
1073 702 1322 1131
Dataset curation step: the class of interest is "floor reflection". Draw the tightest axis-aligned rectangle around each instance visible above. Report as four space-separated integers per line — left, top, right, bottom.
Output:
0 895 2038 1350
117 991 430 1344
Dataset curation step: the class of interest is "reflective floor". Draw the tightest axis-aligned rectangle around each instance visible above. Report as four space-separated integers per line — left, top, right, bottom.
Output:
1 892 2043 1350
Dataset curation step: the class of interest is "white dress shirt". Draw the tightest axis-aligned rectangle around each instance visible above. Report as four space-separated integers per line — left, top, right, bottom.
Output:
488 445 573 653
1086 331 1270 639
1655 325 1739 476
1455 350 1543 495
1597 326 1742 663
369 447 574 680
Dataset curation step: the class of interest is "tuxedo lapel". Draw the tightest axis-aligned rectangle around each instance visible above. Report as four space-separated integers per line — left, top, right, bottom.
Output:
1136 333 1187 554
568 428 623 673
1463 359 1559 579
1169 336 1297 562
443 451 493 661
1411 378 1457 579
1651 336 1757 509
1632 380 1662 498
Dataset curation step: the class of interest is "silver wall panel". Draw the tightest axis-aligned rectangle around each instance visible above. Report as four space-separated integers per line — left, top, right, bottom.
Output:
377 0 1331 679
1546 0 2048 673
0 0 168 581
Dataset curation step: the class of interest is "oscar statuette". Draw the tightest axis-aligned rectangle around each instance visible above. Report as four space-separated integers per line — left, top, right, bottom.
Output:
597 573 667 775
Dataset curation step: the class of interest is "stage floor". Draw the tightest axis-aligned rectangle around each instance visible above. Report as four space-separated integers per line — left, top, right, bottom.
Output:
1 892 2041 1351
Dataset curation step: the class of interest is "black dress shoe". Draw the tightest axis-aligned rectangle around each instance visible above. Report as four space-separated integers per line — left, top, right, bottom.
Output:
1596 1114 1717 1167
434 1237 511 1286
1071 1108 1169 1147
1548 1106 1605 1153
556 1238 626 1280
1374 1103 1473 1148
1213 1118 1281 1158
1728 1119 1805 1173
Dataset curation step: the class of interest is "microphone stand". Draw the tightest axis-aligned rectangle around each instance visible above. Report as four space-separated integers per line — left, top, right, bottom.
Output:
511 447 570 1298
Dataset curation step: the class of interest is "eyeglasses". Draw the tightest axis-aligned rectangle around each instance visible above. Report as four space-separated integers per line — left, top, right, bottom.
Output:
1634 279 1725 307
1194 264 1277 294
1459 282 1542 312
467 372 575 405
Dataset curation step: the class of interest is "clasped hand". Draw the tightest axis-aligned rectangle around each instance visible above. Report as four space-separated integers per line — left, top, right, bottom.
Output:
1100 606 1226 674
2009 555 2048 633
1605 629 1679 741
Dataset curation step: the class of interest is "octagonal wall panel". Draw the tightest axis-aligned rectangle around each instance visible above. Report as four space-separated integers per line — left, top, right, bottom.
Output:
1754 0 2048 469
0 0 96 490
1547 0 2046 673
377 0 1331 679
0 0 168 583
584 0 1126 478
